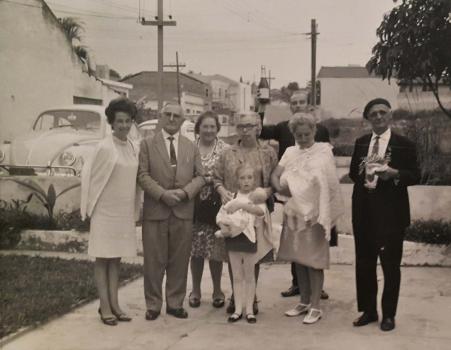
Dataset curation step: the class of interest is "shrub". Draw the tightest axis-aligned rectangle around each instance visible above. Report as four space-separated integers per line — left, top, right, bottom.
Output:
405 220 451 245
1 200 89 249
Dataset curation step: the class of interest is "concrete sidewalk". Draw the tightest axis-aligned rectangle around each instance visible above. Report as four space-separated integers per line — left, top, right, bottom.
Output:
3 263 451 350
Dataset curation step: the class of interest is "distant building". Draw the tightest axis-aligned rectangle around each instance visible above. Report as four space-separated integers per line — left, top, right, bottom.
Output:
398 79 451 112
121 71 211 120
187 73 254 114
317 66 398 119
0 0 124 143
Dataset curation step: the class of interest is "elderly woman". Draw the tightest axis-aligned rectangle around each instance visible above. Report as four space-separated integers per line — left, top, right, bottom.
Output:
271 112 343 324
81 97 140 326
189 111 228 309
214 111 278 315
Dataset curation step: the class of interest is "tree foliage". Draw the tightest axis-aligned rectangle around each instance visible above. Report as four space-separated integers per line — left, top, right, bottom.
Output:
367 0 451 118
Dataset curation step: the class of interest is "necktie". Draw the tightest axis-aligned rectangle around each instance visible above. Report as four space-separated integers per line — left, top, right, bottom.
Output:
371 136 380 156
168 136 177 167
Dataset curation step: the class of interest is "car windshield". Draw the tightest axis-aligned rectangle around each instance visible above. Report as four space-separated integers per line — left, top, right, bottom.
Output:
33 110 101 132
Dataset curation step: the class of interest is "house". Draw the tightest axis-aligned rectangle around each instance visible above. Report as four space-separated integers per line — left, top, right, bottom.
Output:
317 66 398 119
187 73 255 114
121 71 211 120
0 0 125 143
398 80 451 112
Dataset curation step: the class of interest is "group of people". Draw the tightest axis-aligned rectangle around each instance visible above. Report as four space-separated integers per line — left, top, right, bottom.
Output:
80 91 420 332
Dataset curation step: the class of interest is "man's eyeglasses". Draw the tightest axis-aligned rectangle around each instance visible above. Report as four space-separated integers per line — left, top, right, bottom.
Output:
236 124 256 131
291 100 307 106
368 110 388 119
163 112 182 119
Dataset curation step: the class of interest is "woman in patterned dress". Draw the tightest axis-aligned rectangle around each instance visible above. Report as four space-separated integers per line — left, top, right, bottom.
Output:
214 111 278 315
189 111 229 308
81 97 140 326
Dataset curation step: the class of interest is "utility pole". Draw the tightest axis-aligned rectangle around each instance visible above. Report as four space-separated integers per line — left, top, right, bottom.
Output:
309 19 318 107
268 69 276 99
141 0 176 111
164 51 186 104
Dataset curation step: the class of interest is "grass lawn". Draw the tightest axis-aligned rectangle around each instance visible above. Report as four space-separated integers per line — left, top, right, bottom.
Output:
0 255 142 339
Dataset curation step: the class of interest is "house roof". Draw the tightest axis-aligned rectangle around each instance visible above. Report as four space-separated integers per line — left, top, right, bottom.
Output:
121 71 208 85
318 66 377 79
186 73 239 86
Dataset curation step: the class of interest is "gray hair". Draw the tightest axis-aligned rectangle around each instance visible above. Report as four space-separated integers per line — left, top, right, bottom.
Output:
288 112 317 134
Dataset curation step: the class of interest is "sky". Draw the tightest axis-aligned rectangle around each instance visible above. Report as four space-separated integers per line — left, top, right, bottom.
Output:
47 0 397 88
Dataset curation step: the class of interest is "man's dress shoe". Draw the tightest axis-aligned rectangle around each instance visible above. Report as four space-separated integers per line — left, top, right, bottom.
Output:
145 310 160 321
380 317 395 331
281 285 300 297
166 307 188 319
353 312 379 327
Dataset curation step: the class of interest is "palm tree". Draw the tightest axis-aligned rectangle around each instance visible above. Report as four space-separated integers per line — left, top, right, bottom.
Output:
59 17 95 76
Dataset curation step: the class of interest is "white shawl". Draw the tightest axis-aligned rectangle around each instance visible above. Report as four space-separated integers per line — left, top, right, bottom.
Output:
281 143 343 238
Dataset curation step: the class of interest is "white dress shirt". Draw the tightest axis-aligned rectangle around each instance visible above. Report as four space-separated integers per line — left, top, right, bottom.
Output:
161 128 180 159
366 128 391 187
367 128 391 158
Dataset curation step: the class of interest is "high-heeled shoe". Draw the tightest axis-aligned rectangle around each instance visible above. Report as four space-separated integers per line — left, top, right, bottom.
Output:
112 310 132 322
98 308 118 326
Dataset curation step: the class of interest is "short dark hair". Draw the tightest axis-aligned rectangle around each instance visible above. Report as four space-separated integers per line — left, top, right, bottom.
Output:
105 97 137 125
363 98 391 119
194 111 221 135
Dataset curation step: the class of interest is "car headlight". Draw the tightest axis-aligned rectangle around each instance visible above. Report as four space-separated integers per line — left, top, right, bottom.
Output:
0 149 4 163
59 151 76 166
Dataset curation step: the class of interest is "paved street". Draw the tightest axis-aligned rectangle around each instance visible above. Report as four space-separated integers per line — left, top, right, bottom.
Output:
3 263 451 350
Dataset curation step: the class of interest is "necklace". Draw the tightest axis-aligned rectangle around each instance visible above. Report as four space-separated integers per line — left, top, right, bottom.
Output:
198 138 218 161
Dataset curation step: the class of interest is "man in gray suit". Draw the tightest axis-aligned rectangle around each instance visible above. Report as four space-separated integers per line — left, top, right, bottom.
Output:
138 104 205 320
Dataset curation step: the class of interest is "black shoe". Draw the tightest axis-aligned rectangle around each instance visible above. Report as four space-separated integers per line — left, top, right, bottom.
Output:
98 308 118 326
253 299 259 315
281 285 300 297
212 295 225 308
380 317 395 331
226 296 235 314
246 314 257 324
112 311 132 322
320 290 329 300
227 313 242 323
166 307 188 319
145 309 160 321
353 312 379 327
188 293 201 308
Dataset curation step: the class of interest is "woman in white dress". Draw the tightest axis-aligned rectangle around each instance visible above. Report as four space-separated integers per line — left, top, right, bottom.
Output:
80 97 140 326
271 112 343 324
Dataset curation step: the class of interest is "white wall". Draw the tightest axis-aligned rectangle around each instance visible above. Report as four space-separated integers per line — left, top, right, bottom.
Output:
0 0 118 143
232 83 254 112
398 85 451 111
319 78 399 119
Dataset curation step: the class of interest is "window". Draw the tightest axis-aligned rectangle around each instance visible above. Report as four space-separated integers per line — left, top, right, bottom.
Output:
73 96 102 105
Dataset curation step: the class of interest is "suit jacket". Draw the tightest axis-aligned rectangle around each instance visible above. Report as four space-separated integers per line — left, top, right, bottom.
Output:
138 131 205 221
349 131 420 238
260 120 330 160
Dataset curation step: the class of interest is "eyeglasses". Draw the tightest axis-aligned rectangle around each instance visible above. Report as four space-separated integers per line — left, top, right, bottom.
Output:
236 124 256 131
291 100 307 106
368 110 388 119
163 112 182 120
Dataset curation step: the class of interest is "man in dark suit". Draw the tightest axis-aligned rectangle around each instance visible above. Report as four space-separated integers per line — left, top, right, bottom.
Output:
260 91 333 300
138 104 205 320
349 98 420 331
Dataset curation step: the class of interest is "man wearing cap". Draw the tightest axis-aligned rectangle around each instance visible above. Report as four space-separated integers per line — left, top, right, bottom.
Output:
260 91 334 301
349 98 420 331
138 103 205 320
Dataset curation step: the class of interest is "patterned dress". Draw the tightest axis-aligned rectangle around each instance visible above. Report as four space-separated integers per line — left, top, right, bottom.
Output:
213 140 279 262
191 138 228 261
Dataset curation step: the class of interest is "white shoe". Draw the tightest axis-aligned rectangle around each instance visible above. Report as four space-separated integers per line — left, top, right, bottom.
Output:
303 308 322 324
284 303 310 317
